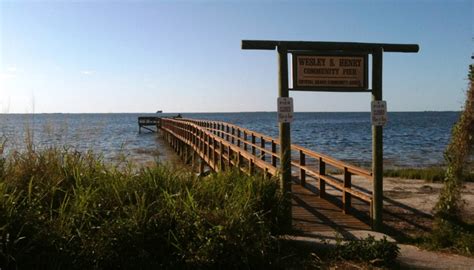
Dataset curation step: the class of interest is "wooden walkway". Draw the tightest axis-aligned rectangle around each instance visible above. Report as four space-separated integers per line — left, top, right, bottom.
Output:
292 183 370 232
159 118 373 232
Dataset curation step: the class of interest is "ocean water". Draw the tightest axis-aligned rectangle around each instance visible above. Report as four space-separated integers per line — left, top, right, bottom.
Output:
0 112 460 168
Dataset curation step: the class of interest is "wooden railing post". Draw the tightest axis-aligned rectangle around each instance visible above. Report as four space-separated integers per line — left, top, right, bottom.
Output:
205 134 211 162
264 168 269 180
190 125 194 141
213 138 218 170
249 158 254 175
194 128 198 151
299 150 306 186
343 167 352 214
184 142 188 163
227 145 232 168
237 151 242 168
271 140 277 167
199 157 205 175
197 130 201 152
219 141 224 171
260 137 265 161
251 134 256 155
231 127 235 144
237 129 241 147
226 125 230 141
200 130 204 153
319 157 326 197
243 132 248 151
192 129 196 168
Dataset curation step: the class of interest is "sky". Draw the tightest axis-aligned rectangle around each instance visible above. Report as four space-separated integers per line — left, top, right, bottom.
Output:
0 0 472 113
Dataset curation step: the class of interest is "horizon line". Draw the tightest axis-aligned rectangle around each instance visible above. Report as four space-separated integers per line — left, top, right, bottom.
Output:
0 110 461 115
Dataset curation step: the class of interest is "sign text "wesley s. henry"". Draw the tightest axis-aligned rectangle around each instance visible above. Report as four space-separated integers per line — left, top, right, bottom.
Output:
292 54 368 91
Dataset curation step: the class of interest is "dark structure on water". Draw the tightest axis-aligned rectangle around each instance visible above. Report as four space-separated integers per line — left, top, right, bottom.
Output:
138 117 161 133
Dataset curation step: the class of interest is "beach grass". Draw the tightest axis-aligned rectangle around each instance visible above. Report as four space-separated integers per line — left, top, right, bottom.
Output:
384 167 447 182
384 166 474 182
0 147 286 269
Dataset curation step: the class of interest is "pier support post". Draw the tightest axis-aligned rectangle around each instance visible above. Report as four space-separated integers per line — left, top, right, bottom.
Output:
278 45 292 231
199 158 205 175
372 47 384 231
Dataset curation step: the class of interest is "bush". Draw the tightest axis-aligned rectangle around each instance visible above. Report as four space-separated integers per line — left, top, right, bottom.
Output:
429 63 474 256
330 235 400 267
0 148 284 269
427 217 474 256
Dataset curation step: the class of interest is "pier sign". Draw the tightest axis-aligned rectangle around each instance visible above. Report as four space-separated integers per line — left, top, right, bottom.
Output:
292 53 368 91
371 100 387 126
278 97 294 123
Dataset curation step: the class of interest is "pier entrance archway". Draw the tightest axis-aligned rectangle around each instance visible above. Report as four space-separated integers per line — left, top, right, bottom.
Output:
242 40 419 230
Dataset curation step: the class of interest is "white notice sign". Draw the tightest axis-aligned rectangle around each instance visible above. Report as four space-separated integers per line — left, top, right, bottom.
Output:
278 97 294 123
371 100 387 126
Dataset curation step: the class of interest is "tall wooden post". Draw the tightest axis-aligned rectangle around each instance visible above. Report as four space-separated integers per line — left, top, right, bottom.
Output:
372 47 384 231
278 45 292 230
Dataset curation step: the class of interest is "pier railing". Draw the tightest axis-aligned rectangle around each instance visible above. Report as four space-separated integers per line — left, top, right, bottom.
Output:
160 117 373 216
138 116 161 133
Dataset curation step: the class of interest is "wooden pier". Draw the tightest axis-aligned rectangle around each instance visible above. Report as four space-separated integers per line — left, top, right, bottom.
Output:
159 117 373 232
138 117 161 133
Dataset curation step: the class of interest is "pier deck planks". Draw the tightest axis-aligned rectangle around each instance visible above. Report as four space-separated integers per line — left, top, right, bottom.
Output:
292 183 370 232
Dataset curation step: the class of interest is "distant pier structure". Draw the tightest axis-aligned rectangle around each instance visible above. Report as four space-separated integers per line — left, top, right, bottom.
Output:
138 117 161 133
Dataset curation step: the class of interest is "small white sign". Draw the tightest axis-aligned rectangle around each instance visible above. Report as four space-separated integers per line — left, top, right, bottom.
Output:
371 100 387 126
278 97 294 123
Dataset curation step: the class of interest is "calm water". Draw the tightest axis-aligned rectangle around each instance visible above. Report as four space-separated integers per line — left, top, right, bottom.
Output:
0 112 460 168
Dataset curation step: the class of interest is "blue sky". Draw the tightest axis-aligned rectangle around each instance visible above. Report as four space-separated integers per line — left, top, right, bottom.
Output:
0 0 472 113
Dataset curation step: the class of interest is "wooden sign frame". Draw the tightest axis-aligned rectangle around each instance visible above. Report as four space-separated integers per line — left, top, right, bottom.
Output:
242 39 419 232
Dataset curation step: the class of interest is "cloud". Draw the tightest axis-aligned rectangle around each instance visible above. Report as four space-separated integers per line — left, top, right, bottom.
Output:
80 70 94 75
6 67 17 72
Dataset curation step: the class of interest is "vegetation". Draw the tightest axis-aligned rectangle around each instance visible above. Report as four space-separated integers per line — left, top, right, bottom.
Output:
384 167 447 182
383 166 474 182
0 143 405 269
426 218 474 255
428 64 474 255
0 147 286 269
331 235 400 267
278 235 400 269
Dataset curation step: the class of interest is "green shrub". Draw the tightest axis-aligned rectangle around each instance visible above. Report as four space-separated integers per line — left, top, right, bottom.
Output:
429 64 474 256
330 235 400 267
427 217 474 256
0 147 284 269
